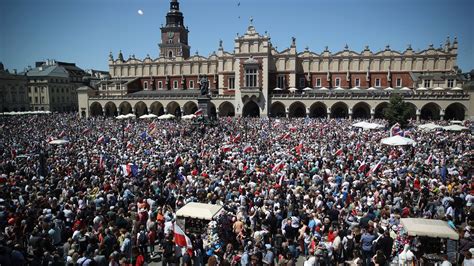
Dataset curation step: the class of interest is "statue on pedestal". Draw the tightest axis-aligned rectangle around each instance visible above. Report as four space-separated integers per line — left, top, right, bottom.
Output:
199 76 209 96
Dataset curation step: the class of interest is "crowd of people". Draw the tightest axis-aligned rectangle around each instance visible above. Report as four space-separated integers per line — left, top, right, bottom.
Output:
0 113 472 266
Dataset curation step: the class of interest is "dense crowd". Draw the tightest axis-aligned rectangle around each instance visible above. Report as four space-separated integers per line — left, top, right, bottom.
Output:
0 114 472 266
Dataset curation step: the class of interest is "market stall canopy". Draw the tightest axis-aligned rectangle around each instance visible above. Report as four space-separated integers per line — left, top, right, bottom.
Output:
158 114 176 120
303 87 313 91
417 123 443 131
176 202 223 220
288 87 298 92
352 121 384 130
401 218 459 240
48 139 70 145
443 124 469 131
318 87 329 91
139 114 157 119
181 114 197 120
367 87 379 91
273 87 283 91
381 135 416 146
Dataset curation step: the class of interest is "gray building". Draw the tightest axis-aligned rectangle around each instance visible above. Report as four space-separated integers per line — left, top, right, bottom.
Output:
0 63 29 112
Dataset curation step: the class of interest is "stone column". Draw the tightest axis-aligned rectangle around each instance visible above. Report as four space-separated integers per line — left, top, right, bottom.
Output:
102 108 106 116
327 109 331 119
440 109 445 121
132 107 136 115
348 108 353 120
148 108 151 114
416 109 421 122
370 108 375 120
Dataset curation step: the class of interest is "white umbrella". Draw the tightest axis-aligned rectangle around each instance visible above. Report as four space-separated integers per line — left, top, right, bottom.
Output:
125 113 136 118
416 87 428 91
350 87 361 91
367 87 379 91
181 114 197 120
443 125 469 131
116 115 126 120
384 87 394 91
273 87 283 91
139 114 157 119
353 121 384 130
158 114 176 120
417 123 442 131
400 87 412 91
451 86 463 91
381 135 416 146
303 87 313 91
449 120 463 125
318 87 329 91
48 139 70 145
432 87 444 91
288 87 298 92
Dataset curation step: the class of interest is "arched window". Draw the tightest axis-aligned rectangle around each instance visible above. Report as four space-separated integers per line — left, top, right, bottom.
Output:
169 51 173 58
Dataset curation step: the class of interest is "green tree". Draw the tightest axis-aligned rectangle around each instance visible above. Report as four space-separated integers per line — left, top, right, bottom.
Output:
383 94 413 128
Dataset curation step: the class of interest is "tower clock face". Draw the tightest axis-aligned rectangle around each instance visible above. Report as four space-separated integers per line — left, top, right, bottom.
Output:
168 32 175 39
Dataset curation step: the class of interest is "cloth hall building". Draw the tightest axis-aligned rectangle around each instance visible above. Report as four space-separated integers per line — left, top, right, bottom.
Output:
78 0 472 121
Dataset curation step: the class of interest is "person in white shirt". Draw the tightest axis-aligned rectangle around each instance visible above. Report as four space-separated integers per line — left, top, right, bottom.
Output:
398 244 415 266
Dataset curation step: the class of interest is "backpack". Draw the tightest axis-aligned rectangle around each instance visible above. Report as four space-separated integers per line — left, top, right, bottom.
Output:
345 237 354 253
138 231 148 245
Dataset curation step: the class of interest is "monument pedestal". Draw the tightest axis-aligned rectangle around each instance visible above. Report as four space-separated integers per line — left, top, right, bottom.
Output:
197 96 211 118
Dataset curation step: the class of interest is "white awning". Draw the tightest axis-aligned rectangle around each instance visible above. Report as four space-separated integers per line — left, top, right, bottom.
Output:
432 87 445 91
400 87 412 91
443 124 469 131
416 87 428 91
381 135 416 146
367 87 379 91
273 87 283 91
401 218 459 240
176 202 224 220
303 87 313 91
417 123 442 131
384 87 394 91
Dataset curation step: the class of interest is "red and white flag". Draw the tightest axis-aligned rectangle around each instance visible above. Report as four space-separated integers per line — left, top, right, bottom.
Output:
357 162 367 173
194 109 203 116
221 145 232 153
425 154 433 165
232 133 241 143
174 155 182 166
126 141 133 149
280 133 291 140
97 136 105 144
243 145 253 153
125 123 132 132
148 122 156 131
81 128 90 135
355 143 361 152
272 162 284 173
295 143 303 156
99 154 105 170
173 223 193 256
334 148 344 157
58 130 66 138
289 126 297 132
366 161 382 177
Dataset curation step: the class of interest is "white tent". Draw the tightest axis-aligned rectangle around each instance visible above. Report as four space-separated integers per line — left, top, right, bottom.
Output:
303 87 313 91
48 139 70 145
350 86 361 91
416 87 428 91
451 86 463 91
158 114 176 120
125 113 136 118
432 87 445 91
181 114 197 120
318 87 329 91
381 135 416 146
288 87 297 92
352 121 384 130
273 87 283 91
333 86 345 91
384 87 394 91
139 114 158 119
176 202 224 220
401 218 459 240
367 87 379 91
443 124 469 131
400 87 412 91
417 123 442 131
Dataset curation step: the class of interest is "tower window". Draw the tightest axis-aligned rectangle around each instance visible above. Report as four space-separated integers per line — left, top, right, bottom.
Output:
277 75 285 89
189 80 194 89
228 77 235 89
144 81 148 90
169 51 173 58
158 81 163 89
173 81 178 89
245 68 257 87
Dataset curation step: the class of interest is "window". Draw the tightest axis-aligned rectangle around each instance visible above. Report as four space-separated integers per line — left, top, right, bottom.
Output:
41 96 44 103
173 81 178 89
424 80 431 88
355 78 360 87
277 75 285 89
228 77 235 89
299 77 306 88
35 97 38 103
34 87 37 93
28 87 31 93
447 79 454 88
158 81 163 89
375 78 381 87
144 81 148 90
169 51 173 58
335 78 341 87
396 78 402 87
168 39 173 44
316 78 321 87
245 68 257 87
189 80 194 89
29 97 32 103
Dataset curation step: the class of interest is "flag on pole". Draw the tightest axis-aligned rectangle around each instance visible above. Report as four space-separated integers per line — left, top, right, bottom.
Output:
424 154 433 165
295 143 303 156
243 145 253 153
366 161 382 177
232 133 241 143
81 128 90 135
272 162 284 173
334 148 344 157
194 109 203 116
357 161 367 173
173 223 193 256
289 126 297 132
174 155 182 166
58 130 66 138
97 136 105 144
99 154 105 170
148 122 156 131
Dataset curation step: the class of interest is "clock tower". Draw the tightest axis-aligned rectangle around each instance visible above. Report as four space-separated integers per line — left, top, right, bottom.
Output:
159 0 190 59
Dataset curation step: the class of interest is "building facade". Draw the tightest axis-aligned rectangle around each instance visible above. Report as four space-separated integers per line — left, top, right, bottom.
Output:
79 0 472 120
26 60 89 112
0 63 29 112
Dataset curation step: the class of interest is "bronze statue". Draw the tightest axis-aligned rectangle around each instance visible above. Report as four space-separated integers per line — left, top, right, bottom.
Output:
199 76 209 96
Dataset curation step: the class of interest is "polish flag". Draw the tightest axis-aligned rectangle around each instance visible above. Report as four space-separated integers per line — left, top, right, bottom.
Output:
424 154 433 165
334 148 344 157
99 154 105 170
173 223 193 256
221 145 232 153
366 161 382 177
272 162 284 173
58 130 66 138
174 156 182 166
148 122 156 131
295 143 303 156
232 133 241 143
126 141 133 149
357 162 367 173
280 133 291 140
97 136 105 144
355 143 361 152
194 109 203 116
243 145 253 153
289 126 297 132
278 175 285 186
81 128 90 134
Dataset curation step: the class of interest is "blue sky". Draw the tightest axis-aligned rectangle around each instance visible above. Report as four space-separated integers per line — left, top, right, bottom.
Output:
1 0 473 72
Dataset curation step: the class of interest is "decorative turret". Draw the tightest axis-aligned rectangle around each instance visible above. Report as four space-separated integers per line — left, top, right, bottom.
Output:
118 50 124 61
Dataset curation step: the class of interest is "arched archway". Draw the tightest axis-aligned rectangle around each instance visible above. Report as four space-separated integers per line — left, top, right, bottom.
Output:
289 101 306 118
243 101 260 117
219 102 235 117
104 102 117 117
420 102 441 120
134 101 148 117
167 101 181 117
183 101 198 115
209 102 217 119
444 102 466 121
150 102 164 116
270 102 286 117
90 102 103 116
331 102 349 118
352 102 371 119
405 102 417 120
119 102 132 115
374 102 389 119
309 102 327 118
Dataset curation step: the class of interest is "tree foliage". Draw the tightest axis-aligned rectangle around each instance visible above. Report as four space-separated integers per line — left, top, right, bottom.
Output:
383 94 413 128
